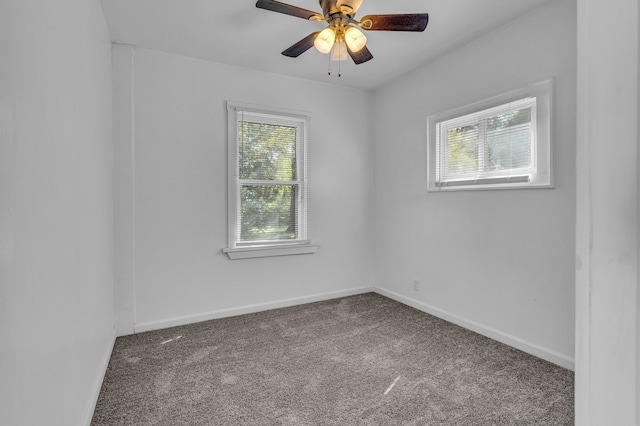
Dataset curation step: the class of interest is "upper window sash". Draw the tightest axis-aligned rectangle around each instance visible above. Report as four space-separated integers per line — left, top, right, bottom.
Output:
438 97 535 129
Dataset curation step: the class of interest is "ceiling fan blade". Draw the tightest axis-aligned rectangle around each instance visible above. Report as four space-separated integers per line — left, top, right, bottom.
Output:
347 45 373 65
282 32 320 57
256 0 323 21
359 13 429 31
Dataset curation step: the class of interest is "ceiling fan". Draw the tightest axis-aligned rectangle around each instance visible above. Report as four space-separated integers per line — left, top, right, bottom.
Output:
255 0 429 66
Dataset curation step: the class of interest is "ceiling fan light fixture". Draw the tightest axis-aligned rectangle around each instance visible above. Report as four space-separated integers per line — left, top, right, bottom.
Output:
344 25 367 52
314 27 336 53
330 41 348 61
256 0 429 69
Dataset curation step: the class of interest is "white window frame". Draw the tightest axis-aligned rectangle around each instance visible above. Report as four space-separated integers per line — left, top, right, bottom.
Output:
427 79 553 191
223 101 318 260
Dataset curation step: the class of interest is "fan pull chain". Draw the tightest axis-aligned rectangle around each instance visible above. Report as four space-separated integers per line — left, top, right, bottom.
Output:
326 44 342 77
339 42 342 77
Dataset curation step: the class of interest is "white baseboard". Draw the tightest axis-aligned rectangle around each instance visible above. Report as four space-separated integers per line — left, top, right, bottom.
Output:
128 285 573 370
83 328 117 426
374 287 575 371
133 286 375 334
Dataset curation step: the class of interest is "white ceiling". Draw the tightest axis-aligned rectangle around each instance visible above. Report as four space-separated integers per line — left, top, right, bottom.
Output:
100 0 558 90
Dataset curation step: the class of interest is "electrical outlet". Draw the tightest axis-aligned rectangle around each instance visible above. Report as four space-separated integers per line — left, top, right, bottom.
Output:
413 279 420 292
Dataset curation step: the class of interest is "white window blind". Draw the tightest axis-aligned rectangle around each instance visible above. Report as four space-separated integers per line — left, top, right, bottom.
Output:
225 103 315 259
436 97 536 186
236 110 307 245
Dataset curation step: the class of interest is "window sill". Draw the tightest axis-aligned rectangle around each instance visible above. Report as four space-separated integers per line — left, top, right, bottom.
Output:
428 174 552 192
223 242 320 260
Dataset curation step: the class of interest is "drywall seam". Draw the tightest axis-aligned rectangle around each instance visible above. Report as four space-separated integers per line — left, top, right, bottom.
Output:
131 44 137 330
113 42 137 336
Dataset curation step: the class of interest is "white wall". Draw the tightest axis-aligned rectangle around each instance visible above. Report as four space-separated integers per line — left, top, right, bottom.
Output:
371 0 577 368
575 0 639 423
113 47 376 333
0 1 114 426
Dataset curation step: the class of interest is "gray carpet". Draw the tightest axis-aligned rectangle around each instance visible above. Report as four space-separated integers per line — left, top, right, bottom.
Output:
91 293 574 425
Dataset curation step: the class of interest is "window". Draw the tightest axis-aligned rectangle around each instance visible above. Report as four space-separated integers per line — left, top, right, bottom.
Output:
224 102 318 259
427 79 553 191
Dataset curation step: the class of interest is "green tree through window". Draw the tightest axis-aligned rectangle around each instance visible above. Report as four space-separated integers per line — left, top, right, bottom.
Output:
238 120 301 242
443 105 533 180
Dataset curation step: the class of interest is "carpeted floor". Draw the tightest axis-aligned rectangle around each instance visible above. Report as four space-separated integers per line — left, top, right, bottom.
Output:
91 293 574 425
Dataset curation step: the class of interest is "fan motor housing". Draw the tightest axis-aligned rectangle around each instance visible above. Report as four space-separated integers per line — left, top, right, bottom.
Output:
320 0 346 18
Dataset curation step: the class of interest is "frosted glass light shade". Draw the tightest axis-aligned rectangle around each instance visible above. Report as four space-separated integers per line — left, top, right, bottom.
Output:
344 26 366 52
314 27 336 54
330 41 348 61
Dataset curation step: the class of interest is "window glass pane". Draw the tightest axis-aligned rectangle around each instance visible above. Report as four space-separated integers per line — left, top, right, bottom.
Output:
485 107 532 172
238 122 297 181
446 124 479 177
240 185 297 241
